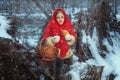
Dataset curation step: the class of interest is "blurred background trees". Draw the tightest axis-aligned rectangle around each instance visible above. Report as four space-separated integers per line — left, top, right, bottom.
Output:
0 0 119 15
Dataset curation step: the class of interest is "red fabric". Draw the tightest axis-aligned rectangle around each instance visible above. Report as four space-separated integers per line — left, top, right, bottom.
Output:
42 8 77 59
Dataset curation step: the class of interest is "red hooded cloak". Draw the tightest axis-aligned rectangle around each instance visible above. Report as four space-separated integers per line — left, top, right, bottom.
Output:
42 8 77 59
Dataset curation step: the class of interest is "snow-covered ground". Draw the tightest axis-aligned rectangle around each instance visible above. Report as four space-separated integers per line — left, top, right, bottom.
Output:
116 6 120 21
116 14 120 21
68 28 120 80
0 15 12 39
67 7 120 80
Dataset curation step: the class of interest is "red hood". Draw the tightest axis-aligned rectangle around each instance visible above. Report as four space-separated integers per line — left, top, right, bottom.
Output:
50 8 72 26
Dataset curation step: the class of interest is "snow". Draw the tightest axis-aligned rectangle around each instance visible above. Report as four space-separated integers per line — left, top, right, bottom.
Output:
14 13 47 19
116 6 120 21
116 14 120 21
0 15 12 39
65 8 88 22
67 55 88 80
68 27 120 80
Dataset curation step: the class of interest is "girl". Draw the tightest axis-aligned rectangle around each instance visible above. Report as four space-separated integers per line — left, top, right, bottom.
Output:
41 8 77 59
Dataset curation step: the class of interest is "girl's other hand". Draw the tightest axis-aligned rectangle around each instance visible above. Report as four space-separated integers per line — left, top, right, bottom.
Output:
65 34 76 45
52 36 60 43
65 34 72 41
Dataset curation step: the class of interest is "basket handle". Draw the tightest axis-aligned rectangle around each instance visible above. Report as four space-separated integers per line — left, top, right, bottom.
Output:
39 38 44 47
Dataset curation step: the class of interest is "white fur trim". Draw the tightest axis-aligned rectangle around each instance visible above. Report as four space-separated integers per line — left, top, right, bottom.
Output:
57 48 61 57
57 48 73 59
64 48 73 59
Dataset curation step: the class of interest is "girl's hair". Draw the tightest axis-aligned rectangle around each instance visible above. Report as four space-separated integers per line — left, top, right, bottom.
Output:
56 10 63 14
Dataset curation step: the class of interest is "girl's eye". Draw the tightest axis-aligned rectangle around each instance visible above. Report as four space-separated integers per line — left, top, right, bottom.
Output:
57 17 60 19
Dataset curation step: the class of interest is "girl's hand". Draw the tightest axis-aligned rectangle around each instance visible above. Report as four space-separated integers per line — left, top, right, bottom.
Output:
45 36 60 46
65 34 72 41
52 36 60 43
65 34 76 45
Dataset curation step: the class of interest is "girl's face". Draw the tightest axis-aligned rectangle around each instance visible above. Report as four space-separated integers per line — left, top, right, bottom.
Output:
56 11 65 25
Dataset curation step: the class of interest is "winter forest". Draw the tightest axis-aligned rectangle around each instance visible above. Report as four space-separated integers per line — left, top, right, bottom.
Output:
0 0 120 80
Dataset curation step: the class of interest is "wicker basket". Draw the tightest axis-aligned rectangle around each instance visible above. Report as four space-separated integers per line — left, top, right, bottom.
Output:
37 39 59 62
